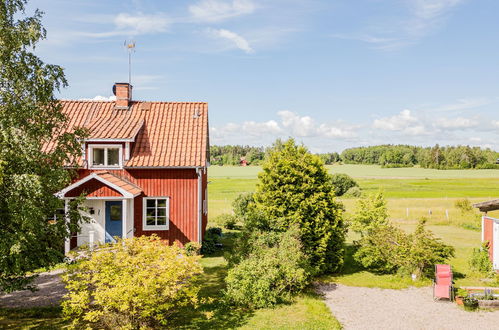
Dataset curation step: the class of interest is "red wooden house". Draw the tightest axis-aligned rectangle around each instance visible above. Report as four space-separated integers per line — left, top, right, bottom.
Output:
54 83 209 253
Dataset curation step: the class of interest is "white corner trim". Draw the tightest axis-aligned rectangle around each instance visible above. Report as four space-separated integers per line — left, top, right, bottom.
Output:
56 172 135 198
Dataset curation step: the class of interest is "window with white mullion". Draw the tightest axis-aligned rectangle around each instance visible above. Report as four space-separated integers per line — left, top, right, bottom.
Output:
89 144 122 168
143 197 169 230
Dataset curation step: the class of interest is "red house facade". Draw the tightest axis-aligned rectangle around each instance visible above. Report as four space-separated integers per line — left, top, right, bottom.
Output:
473 199 499 271
54 83 209 252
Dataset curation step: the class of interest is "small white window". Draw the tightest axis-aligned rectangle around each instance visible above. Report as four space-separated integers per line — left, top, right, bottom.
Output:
89 145 122 168
143 197 169 231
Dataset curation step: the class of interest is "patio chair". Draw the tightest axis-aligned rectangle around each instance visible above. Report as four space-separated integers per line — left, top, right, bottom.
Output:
433 264 454 301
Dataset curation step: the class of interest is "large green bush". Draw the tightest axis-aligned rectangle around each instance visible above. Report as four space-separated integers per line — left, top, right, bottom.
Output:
331 173 359 196
232 192 255 219
253 139 345 274
469 242 493 275
354 219 455 278
62 236 202 329
225 226 311 308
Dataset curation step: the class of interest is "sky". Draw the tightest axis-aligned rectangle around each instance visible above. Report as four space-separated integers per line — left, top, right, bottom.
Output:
29 0 499 152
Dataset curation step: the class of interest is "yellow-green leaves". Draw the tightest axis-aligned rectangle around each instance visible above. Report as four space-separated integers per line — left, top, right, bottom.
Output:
62 236 203 329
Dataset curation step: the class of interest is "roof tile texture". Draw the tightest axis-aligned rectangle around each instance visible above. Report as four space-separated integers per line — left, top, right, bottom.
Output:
57 101 209 167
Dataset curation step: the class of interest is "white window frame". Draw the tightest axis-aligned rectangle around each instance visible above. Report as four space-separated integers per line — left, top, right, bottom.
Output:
88 144 123 169
142 197 170 231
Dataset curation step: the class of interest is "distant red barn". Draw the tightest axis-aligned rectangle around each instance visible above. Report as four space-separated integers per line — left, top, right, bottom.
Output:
49 83 209 252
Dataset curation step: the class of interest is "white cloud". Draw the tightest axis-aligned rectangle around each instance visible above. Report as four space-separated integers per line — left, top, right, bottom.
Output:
424 98 491 113
493 121 499 128
373 109 419 131
317 123 357 138
81 13 170 38
277 110 316 137
189 0 256 22
79 95 116 101
208 28 254 53
336 0 464 51
434 117 478 129
242 120 282 135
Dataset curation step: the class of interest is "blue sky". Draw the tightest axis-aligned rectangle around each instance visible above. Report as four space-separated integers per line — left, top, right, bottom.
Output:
31 0 499 152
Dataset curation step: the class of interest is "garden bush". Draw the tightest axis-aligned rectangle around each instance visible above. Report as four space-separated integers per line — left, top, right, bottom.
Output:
201 227 222 255
354 218 455 278
331 173 359 196
184 241 201 256
232 192 255 219
225 226 311 308
61 235 202 329
349 192 389 237
344 186 362 198
215 213 238 230
469 242 493 274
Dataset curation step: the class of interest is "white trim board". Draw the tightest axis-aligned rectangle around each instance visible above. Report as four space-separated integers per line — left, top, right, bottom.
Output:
56 172 140 199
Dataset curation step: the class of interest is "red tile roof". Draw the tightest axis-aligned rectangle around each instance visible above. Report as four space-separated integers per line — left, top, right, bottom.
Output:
50 100 209 167
96 171 142 196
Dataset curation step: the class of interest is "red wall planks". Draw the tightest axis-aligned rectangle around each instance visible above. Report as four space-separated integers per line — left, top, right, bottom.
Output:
73 168 204 245
484 217 494 261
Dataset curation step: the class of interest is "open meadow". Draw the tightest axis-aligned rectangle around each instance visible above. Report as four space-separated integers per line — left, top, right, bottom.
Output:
208 164 499 289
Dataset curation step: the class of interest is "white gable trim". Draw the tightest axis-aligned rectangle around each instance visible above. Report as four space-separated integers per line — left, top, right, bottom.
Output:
56 173 137 198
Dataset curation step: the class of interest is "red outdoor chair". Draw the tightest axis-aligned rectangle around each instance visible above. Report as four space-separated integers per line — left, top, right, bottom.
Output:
433 264 454 301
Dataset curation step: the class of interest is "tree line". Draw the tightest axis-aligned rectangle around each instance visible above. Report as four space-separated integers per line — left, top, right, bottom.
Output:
212 144 499 169
210 144 340 165
341 144 499 169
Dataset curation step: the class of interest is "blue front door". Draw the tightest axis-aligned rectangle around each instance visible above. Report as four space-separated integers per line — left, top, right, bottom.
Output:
105 201 123 243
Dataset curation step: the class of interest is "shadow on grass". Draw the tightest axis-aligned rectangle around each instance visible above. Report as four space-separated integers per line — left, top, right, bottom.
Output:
0 306 67 329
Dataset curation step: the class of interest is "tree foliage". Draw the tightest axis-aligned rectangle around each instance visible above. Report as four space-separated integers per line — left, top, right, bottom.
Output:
341 144 499 169
253 139 345 274
331 173 359 196
354 218 455 278
0 0 86 292
62 236 203 329
225 226 311 308
349 192 389 237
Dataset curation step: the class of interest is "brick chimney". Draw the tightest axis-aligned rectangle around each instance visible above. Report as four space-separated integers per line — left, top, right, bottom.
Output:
113 82 132 109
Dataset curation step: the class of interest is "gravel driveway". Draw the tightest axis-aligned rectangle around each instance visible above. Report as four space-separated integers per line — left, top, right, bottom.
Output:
0 269 66 308
318 283 499 330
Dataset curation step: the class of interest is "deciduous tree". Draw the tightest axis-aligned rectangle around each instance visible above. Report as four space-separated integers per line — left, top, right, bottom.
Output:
0 0 85 291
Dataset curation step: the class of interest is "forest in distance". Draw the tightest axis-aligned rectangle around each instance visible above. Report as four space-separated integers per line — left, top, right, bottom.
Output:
210 144 499 170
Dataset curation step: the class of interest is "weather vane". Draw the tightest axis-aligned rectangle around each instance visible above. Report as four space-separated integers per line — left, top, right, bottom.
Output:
124 40 136 85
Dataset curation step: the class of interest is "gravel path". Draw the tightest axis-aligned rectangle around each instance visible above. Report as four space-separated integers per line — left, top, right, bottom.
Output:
0 269 66 308
318 283 499 330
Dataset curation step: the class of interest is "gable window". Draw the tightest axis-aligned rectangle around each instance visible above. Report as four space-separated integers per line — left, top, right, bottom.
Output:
89 145 122 168
143 197 169 230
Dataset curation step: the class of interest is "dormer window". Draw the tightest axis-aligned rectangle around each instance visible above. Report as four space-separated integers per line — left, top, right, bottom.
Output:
89 144 122 168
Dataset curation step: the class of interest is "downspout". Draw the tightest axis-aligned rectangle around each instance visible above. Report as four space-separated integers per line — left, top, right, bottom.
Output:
196 168 202 243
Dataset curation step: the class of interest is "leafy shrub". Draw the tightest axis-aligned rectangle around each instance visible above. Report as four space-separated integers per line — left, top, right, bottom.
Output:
349 192 389 237
201 227 222 255
344 186 362 198
463 296 479 311
215 213 238 230
354 219 455 278
469 242 493 274
331 173 359 196
184 241 201 256
253 139 345 274
225 226 311 308
62 235 202 329
455 198 473 214
232 192 255 219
